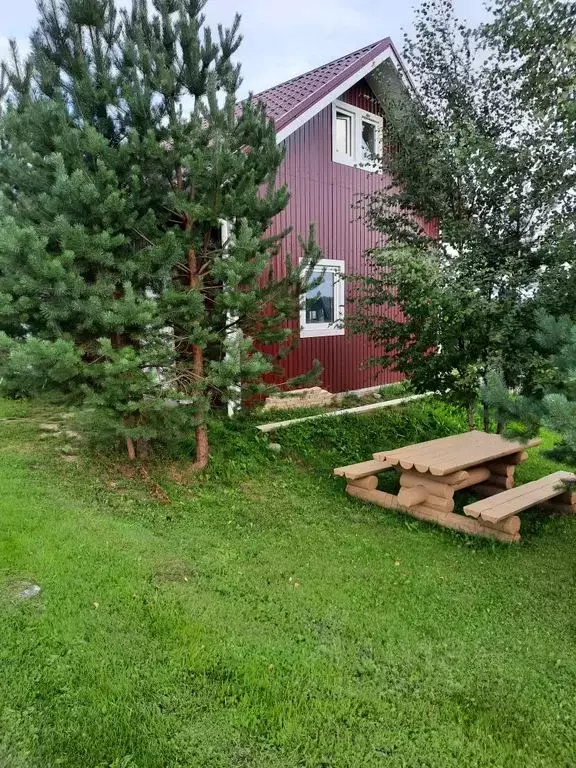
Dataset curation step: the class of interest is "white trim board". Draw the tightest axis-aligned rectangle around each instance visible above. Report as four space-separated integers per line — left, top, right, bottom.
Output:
257 393 430 433
336 383 401 398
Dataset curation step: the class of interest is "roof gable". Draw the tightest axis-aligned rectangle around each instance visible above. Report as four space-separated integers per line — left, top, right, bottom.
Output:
246 37 409 142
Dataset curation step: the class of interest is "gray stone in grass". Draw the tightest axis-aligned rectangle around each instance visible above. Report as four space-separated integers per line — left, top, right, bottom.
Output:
39 423 60 432
19 584 41 599
268 442 282 453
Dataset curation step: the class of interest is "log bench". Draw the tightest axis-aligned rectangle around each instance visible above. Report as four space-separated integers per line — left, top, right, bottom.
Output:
464 471 576 526
333 459 393 489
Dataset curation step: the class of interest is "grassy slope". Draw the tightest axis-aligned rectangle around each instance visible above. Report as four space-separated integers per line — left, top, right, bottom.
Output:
0 399 575 768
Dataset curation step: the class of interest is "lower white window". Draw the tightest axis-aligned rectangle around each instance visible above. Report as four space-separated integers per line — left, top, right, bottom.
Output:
300 259 345 338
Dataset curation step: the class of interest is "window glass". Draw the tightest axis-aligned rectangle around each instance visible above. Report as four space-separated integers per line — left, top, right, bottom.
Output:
362 120 376 161
305 269 335 324
335 111 352 155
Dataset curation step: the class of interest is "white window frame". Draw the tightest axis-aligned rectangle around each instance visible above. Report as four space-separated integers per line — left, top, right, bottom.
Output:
300 258 345 339
333 104 356 166
332 99 383 172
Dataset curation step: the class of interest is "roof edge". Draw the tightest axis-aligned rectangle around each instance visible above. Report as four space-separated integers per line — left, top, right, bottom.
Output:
274 37 393 136
275 40 413 144
250 37 392 103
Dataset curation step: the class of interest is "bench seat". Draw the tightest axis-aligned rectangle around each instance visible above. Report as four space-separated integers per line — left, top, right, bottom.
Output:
464 471 576 524
334 459 393 481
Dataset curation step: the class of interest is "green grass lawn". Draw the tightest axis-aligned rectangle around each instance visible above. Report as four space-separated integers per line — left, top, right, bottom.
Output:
0 398 575 768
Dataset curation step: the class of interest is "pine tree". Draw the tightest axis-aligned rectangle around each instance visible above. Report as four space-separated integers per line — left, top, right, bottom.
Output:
0 0 319 465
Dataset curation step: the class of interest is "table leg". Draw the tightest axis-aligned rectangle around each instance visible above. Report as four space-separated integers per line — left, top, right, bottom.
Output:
472 451 527 496
396 466 522 542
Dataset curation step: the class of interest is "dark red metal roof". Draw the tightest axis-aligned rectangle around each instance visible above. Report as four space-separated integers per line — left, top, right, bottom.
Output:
247 37 394 135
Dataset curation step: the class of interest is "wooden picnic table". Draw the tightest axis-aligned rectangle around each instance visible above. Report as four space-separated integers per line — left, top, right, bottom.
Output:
373 431 539 476
339 431 541 543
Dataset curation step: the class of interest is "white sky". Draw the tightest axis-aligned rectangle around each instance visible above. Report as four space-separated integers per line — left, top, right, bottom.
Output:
0 0 489 98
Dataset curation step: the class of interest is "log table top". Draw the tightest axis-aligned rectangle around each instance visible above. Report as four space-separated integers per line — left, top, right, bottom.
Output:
373 431 541 477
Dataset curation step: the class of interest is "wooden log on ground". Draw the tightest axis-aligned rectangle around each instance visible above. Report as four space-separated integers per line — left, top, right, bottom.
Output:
408 504 443 524
347 475 378 490
397 486 427 508
480 515 521 535
486 462 516 478
409 505 519 543
487 473 515 490
346 485 402 510
425 494 455 513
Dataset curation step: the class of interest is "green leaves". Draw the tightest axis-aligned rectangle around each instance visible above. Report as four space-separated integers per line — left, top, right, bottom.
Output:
0 334 83 399
352 0 575 418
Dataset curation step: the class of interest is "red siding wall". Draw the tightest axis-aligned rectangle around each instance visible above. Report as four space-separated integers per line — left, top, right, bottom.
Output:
264 80 429 393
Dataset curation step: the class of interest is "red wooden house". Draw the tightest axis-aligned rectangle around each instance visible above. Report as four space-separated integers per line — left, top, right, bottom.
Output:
249 37 431 394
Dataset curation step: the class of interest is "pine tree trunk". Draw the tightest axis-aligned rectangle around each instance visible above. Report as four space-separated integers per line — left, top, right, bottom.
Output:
126 437 136 460
191 343 209 470
186 244 210 471
193 423 209 470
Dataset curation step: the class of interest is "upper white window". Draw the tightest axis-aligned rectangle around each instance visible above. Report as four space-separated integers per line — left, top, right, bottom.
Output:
300 259 345 338
332 100 383 171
